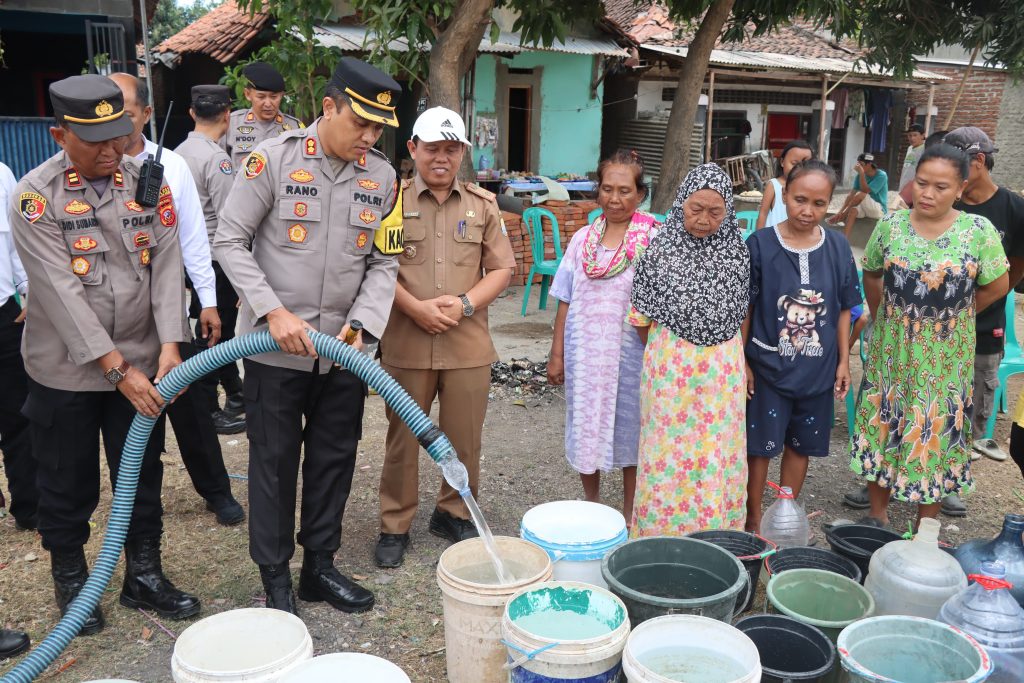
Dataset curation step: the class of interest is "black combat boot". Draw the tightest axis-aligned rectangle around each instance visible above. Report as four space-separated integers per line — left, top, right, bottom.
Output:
50 547 105 636
222 392 245 418
0 629 29 658
119 537 201 619
259 563 297 615
297 551 374 613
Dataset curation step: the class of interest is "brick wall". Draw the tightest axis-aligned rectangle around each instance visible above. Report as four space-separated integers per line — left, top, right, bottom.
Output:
503 200 600 286
994 81 1024 191
907 65 1006 139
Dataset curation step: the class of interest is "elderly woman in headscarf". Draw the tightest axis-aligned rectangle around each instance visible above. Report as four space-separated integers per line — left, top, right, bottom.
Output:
628 163 751 537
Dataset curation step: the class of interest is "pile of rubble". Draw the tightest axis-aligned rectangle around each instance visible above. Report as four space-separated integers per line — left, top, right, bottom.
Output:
490 358 559 403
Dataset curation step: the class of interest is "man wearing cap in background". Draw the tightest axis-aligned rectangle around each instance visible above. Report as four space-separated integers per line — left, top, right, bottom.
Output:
374 107 515 569
898 124 926 204
943 126 1024 512
110 73 245 528
214 56 404 615
11 74 200 635
827 152 890 238
225 62 303 168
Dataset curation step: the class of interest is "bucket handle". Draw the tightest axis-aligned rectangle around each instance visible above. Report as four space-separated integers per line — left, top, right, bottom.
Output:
549 550 567 565
736 534 778 561
501 639 560 670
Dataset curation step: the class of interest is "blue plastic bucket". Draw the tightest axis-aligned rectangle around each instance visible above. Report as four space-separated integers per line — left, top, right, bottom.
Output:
501 581 630 683
521 501 628 589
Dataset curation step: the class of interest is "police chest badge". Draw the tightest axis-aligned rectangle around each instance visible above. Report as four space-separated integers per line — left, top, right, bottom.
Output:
73 235 97 251
245 152 267 180
133 232 151 248
71 256 90 276
403 245 417 259
64 199 91 215
219 159 233 175
289 169 314 183
357 179 380 191
124 200 144 213
288 224 308 243
19 193 46 223
158 186 175 227
294 202 308 218
358 208 375 224
237 126 254 134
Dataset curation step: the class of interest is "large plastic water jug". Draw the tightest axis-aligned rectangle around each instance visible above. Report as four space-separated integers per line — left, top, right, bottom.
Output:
864 517 966 619
954 513 1024 608
939 561 1024 683
759 483 810 549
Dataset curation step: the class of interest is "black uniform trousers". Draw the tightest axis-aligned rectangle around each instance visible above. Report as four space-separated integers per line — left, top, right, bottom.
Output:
243 359 364 565
165 340 233 503
189 262 242 397
0 298 38 524
22 378 165 551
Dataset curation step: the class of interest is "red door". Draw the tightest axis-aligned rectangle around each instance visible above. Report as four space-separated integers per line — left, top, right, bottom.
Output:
767 114 800 152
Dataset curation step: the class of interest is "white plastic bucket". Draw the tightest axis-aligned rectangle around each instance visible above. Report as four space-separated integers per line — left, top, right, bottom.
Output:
278 653 411 682
171 608 313 682
437 535 553 683
622 615 762 683
502 580 631 683
521 501 628 589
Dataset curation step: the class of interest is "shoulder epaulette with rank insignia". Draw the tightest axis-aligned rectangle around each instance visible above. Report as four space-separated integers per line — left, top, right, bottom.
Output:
113 170 124 188
65 169 82 188
465 182 496 202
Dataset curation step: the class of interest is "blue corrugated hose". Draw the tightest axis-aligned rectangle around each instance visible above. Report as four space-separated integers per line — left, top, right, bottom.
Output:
1 330 462 682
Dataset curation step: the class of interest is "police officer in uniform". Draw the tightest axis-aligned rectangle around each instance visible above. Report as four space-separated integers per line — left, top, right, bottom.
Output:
374 108 515 568
10 75 200 635
176 84 248 436
214 57 404 615
225 62 303 167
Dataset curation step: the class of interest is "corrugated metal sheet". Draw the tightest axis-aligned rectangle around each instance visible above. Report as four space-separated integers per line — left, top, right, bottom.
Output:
642 44 951 81
0 118 59 180
312 24 628 57
614 118 703 184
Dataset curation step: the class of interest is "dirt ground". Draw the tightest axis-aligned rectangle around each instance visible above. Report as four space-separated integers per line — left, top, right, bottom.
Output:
3 239 1024 681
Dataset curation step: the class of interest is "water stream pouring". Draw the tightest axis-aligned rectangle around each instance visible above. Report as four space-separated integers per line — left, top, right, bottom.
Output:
0 330 505 682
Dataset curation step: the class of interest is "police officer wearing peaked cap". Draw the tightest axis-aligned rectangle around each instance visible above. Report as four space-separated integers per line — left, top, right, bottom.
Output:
214 57 404 617
225 62 303 167
10 75 200 636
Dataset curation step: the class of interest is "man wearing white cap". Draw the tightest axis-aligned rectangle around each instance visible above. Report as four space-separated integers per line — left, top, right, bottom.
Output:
375 107 515 568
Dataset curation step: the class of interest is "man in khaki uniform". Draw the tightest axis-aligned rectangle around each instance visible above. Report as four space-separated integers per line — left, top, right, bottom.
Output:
214 57 404 616
10 75 200 635
375 107 515 569
225 62 302 166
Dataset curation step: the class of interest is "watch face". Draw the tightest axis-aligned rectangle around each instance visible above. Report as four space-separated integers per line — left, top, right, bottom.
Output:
105 367 124 384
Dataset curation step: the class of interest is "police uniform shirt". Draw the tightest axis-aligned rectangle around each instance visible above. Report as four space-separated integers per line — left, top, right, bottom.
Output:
225 109 303 166
175 132 234 247
380 174 516 370
9 152 187 391
213 120 403 373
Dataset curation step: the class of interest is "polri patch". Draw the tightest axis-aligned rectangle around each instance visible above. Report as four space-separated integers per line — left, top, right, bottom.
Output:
160 206 176 227
71 256 90 276
73 235 97 251
289 169 314 183
358 208 375 224
64 199 91 215
219 159 233 175
294 202 308 218
244 152 267 180
19 193 46 223
288 224 308 243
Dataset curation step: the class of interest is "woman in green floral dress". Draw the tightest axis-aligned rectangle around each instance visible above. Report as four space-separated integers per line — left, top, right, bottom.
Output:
851 144 1008 525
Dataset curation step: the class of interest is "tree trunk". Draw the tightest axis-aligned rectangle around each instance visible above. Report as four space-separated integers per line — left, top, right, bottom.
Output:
941 45 980 130
651 0 735 213
427 0 493 109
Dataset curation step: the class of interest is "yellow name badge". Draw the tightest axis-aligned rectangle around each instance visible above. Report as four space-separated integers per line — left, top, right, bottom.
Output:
374 185 404 255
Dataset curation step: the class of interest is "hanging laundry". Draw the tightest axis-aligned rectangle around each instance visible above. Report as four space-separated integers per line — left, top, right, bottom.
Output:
831 88 849 129
869 88 893 153
847 89 866 127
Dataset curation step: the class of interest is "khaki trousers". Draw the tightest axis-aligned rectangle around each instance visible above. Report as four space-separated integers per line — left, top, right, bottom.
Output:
379 364 491 534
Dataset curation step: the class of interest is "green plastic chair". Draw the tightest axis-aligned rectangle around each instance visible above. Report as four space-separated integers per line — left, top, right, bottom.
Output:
736 210 759 240
986 290 1024 438
521 207 563 316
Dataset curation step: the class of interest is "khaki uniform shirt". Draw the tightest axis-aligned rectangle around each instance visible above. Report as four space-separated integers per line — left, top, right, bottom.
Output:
9 152 187 391
224 109 303 166
380 175 516 370
174 131 234 246
213 119 403 373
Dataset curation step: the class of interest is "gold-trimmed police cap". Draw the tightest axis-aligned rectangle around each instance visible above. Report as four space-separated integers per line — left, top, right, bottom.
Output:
50 75 133 143
329 57 402 128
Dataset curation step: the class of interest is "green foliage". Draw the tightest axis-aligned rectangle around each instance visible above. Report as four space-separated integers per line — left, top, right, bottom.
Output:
151 0 217 45
235 0 339 123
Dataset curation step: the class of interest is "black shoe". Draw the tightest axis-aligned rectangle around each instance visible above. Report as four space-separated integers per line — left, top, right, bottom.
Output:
843 486 871 510
428 508 479 544
205 496 245 526
222 392 245 418
51 547 105 636
0 629 29 658
374 533 410 569
259 563 297 615
119 538 201 620
212 411 246 435
14 515 37 531
297 551 374 613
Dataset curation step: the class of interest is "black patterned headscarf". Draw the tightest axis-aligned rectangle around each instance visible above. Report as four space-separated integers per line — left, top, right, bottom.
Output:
631 163 750 346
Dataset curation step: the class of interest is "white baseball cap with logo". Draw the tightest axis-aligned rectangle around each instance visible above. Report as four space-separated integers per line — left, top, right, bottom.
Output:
412 106 472 146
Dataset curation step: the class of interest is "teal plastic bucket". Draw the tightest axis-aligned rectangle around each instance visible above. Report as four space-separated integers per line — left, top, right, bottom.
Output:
602 536 749 626
502 581 630 683
838 615 993 683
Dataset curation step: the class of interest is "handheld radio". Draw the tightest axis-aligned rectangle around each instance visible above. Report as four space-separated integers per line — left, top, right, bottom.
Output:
136 101 174 207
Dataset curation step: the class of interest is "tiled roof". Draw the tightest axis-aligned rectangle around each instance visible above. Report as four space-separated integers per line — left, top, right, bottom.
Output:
604 0 863 60
155 0 269 64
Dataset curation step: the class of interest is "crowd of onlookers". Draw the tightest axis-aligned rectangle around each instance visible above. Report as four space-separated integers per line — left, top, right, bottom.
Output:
549 124 1024 536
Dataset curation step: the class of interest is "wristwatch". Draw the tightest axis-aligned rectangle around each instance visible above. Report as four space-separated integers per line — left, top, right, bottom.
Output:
458 293 475 318
104 359 132 386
